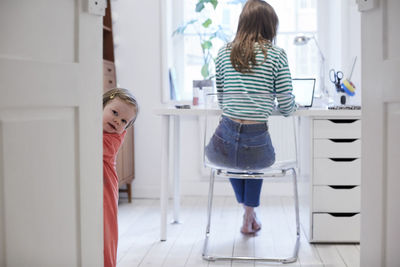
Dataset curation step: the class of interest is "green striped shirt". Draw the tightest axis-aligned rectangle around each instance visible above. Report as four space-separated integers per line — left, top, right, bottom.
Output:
215 42 297 121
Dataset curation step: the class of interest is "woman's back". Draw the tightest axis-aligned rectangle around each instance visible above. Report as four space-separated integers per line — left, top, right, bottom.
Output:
215 42 296 121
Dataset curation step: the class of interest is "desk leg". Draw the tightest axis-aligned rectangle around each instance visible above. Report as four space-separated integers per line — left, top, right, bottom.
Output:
160 115 169 241
172 115 181 224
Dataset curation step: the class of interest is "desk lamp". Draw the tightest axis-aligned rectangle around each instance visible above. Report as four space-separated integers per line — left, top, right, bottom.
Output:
293 34 328 101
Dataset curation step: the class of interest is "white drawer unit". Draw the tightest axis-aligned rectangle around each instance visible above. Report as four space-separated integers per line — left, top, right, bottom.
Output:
299 113 361 243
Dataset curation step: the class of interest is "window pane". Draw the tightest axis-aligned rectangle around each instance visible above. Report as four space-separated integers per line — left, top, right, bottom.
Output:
268 0 297 32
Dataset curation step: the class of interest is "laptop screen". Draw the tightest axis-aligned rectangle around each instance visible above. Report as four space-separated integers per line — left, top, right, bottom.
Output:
291 78 316 107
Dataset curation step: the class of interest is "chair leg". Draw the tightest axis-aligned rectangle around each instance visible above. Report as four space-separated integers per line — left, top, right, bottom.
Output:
202 169 216 260
285 167 300 263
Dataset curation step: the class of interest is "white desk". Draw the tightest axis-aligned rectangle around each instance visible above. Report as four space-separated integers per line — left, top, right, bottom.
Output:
154 105 361 241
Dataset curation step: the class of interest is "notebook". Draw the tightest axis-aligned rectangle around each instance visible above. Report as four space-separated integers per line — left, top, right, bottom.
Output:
291 78 316 108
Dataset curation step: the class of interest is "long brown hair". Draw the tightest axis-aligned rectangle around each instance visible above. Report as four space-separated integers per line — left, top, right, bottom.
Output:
230 0 279 73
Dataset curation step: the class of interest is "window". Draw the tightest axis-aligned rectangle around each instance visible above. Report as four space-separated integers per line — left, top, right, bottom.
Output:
171 0 319 101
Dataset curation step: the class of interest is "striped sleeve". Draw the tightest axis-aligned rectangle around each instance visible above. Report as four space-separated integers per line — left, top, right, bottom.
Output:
274 49 297 116
215 47 225 91
215 47 226 108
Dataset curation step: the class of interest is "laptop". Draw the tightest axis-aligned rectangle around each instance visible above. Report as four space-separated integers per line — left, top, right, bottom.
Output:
291 78 316 108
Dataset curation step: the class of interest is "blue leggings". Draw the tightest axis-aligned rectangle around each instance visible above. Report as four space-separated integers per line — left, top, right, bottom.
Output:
229 178 263 207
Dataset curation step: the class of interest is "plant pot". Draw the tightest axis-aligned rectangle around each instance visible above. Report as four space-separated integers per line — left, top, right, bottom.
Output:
192 79 214 106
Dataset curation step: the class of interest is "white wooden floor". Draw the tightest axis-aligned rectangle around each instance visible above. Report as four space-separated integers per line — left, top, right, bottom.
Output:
117 196 360 267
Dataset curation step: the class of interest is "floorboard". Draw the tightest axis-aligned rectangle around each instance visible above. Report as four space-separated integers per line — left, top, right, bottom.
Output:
117 196 360 267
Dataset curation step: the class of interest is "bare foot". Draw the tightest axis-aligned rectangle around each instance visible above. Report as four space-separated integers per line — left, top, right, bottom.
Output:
252 212 262 232
240 205 262 234
240 213 255 235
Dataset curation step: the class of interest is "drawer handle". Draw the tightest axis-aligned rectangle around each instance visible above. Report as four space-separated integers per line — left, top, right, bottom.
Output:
328 185 357 189
329 158 357 162
327 213 359 217
108 80 113 84
328 119 359 124
107 68 112 72
329 139 358 143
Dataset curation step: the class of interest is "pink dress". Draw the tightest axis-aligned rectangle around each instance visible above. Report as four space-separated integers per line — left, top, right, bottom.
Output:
103 131 126 267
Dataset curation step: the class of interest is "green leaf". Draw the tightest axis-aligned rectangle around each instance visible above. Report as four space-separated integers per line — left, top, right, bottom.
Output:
195 2 205 12
210 0 218 9
201 64 210 79
201 40 212 50
202 19 212 28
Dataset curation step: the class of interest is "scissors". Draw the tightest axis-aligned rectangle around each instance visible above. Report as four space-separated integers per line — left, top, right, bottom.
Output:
329 69 344 91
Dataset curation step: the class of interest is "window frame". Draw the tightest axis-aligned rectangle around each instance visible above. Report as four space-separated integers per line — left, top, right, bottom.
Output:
163 0 336 103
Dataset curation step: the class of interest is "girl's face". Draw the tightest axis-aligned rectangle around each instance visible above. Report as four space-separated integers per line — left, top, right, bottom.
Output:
103 97 136 134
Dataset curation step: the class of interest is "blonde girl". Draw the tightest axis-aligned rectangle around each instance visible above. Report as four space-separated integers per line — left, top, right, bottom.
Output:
102 88 138 267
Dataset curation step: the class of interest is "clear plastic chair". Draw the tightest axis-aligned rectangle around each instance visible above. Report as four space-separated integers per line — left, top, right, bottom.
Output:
202 92 300 263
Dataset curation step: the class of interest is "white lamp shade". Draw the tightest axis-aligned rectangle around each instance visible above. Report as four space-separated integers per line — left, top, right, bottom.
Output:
293 35 311 45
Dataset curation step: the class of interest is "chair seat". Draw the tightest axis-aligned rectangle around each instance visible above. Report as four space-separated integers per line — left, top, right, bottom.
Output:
206 160 298 179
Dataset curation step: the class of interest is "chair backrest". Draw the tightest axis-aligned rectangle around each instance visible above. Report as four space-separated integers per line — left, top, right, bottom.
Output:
203 92 298 173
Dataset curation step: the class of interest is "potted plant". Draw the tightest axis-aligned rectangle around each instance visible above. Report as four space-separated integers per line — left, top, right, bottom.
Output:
173 0 229 81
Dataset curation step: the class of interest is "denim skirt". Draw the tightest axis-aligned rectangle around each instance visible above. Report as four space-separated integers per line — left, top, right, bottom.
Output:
205 115 275 171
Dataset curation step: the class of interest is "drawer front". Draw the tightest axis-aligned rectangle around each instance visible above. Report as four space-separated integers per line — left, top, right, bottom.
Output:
314 158 361 185
313 186 360 212
314 139 361 158
314 119 361 138
103 60 116 76
313 213 360 242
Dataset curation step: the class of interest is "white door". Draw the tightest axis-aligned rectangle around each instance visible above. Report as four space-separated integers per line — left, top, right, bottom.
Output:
359 0 400 266
0 1 104 266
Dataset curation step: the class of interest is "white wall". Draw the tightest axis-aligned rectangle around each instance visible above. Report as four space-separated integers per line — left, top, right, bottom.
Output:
112 0 164 198
112 0 362 199
342 0 362 106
